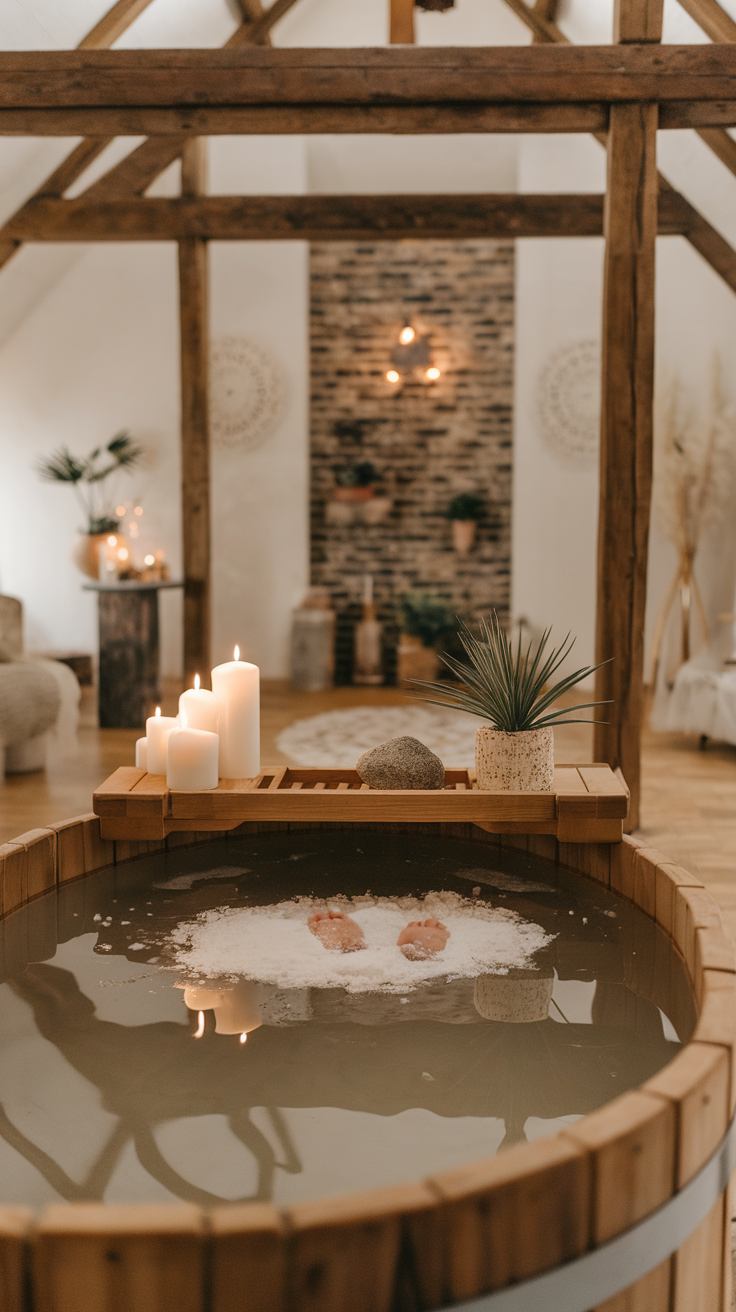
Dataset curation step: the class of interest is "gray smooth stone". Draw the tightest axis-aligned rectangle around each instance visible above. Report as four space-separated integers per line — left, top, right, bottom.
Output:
356 735 445 790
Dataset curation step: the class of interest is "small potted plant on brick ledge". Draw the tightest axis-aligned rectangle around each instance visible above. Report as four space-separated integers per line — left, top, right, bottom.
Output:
446 491 485 555
397 592 453 688
412 611 608 791
333 461 379 502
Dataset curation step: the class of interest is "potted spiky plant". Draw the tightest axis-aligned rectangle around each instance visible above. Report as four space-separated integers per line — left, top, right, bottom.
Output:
446 491 485 555
412 612 607 791
397 592 453 687
37 432 144 578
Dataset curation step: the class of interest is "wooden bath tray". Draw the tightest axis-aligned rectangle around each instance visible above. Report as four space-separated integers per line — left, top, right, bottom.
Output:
93 763 628 843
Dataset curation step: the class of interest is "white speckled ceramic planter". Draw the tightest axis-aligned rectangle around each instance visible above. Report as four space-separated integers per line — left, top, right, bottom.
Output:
475 725 554 791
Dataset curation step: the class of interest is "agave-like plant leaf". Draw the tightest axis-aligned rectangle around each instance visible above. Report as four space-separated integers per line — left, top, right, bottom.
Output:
36 447 86 484
411 612 610 731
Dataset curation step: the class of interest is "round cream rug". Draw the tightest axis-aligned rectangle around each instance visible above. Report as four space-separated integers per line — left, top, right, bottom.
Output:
275 705 483 769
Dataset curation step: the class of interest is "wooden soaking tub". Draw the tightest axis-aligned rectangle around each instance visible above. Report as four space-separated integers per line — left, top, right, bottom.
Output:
0 815 734 1312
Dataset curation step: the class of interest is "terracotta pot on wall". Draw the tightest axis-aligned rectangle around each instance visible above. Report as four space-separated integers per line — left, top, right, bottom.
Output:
333 485 375 503
451 519 477 554
72 531 128 580
475 725 554 791
397 634 440 689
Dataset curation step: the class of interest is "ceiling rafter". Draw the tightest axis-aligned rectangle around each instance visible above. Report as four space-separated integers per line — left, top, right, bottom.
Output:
0 0 156 272
498 0 736 295
0 0 303 273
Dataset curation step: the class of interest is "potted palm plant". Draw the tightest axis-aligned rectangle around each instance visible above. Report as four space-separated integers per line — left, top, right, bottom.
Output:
397 593 453 687
333 461 379 502
37 433 144 578
446 491 485 554
412 612 607 791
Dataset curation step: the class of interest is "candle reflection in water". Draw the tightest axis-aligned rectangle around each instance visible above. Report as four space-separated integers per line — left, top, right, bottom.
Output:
182 981 263 1040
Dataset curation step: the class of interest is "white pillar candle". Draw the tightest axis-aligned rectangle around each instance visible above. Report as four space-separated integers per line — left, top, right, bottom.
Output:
146 706 178 775
211 646 260 778
135 737 148 770
179 673 218 732
166 724 218 790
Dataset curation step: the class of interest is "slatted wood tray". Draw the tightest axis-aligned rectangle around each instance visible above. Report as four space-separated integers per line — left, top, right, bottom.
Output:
93 762 628 843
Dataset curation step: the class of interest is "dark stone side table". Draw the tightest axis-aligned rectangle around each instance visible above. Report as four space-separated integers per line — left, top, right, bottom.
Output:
84 581 184 729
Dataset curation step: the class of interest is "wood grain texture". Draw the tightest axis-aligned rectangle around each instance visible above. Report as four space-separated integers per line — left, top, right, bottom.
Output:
643 1043 729 1188
6 192 671 244
614 0 664 41
34 1203 203 1312
677 0 736 42
593 102 658 832
178 232 210 687
671 1196 725 1312
430 1136 589 1300
0 1207 31 1312
562 1090 675 1243
2 45 736 107
390 0 415 44
210 1204 285 1312
286 1184 436 1312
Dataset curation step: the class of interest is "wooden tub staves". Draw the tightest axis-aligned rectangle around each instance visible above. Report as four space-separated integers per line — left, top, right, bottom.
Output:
0 814 734 1312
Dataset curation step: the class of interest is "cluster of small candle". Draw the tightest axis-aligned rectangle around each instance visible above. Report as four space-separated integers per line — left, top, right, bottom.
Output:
135 647 259 790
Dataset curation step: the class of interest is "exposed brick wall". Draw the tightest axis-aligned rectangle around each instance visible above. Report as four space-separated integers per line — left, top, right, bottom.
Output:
310 240 514 684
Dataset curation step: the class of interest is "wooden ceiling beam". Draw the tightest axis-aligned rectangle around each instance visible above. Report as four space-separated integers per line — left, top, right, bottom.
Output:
4 45 736 112
390 0 415 45
677 0 736 42
1 190 695 242
77 0 156 50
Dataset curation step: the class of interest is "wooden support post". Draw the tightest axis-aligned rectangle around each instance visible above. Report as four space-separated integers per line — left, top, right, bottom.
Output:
178 139 210 688
594 102 658 832
614 0 664 41
390 0 415 44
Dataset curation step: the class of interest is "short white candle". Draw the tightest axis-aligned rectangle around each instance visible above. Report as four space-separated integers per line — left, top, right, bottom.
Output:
135 737 148 770
211 645 260 778
146 706 178 775
166 721 218 791
179 673 218 733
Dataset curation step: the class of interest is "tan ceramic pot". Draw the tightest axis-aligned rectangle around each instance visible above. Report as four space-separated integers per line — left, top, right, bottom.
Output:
451 519 477 554
475 724 554 791
72 531 128 579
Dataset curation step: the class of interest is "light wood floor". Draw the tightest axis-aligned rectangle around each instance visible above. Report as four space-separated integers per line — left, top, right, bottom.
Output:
4 680 736 939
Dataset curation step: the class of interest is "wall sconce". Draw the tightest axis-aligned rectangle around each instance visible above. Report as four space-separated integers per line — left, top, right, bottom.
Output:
386 322 441 385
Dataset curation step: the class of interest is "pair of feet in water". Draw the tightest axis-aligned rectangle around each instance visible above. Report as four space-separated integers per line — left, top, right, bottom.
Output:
308 909 450 961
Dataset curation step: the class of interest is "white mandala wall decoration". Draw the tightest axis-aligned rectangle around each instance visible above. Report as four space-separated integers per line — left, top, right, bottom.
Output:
210 336 282 452
537 338 601 464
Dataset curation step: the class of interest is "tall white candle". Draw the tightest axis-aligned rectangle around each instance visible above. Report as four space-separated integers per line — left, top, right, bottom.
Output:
179 673 218 733
146 706 178 775
135 737 148 770
166 721 218 790
211 646 260 778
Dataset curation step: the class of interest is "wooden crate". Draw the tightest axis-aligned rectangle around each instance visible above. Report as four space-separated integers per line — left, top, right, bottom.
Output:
92 762 628 843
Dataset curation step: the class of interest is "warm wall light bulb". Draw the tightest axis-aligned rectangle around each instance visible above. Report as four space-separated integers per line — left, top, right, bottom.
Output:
399 326 415 345
144 554 155 567
194 673 200 691
426 367 440 381
194 1011 205 1039
386 369 400 384
107 535 117 547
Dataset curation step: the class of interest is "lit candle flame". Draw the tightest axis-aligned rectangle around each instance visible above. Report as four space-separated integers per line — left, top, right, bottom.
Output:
194 673 200 691
234 645 240 662
155 706 161 718
194 1011 205 1038
239 1032 247 1044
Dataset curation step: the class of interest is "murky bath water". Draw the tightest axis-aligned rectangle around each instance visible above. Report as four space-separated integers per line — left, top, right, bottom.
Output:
0 831 694 1210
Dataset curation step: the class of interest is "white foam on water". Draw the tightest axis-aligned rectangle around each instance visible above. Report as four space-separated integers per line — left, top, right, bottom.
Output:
166 892 554 994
